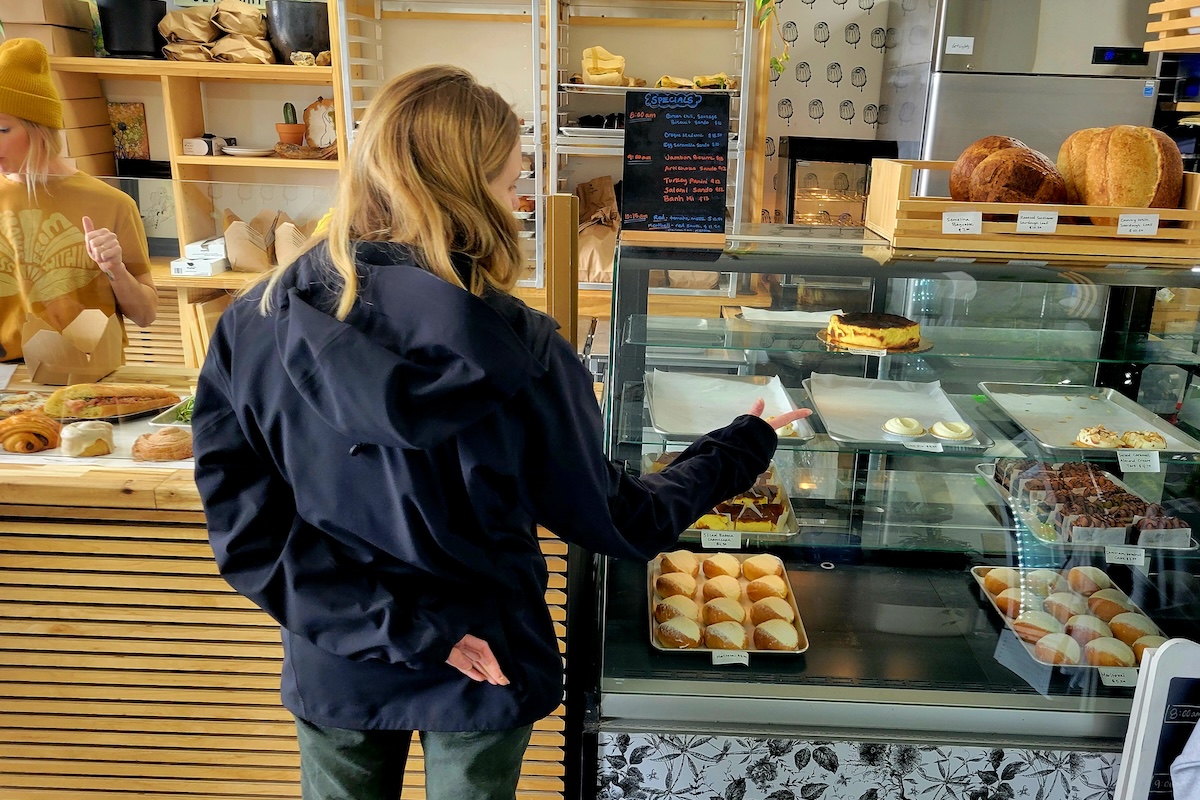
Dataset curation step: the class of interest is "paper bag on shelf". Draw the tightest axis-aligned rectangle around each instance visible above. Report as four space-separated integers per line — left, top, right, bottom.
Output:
212 0 267 37
582 46 626 86
576 176 619 283
20 310 123 385
158 5 221 44
209 34 274 64
224 208 280 273
163 42 213 61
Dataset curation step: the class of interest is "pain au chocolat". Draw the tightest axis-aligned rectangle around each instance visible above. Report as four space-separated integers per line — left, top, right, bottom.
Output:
825 312 920 351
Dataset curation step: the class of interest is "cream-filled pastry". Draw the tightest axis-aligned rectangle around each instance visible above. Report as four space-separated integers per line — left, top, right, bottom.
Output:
60 420 115 457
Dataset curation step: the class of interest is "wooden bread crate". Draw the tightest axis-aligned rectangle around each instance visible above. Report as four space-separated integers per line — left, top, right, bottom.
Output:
1145 0 1200 53
864 159 1200 261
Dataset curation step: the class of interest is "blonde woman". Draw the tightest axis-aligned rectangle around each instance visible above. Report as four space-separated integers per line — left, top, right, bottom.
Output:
0 38 156 362
193 65 807 800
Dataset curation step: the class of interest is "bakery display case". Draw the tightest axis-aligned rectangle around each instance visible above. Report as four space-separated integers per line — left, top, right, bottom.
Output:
569 227 1200 800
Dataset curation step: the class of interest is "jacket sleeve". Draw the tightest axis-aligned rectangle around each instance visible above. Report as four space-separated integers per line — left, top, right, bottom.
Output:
518 339 778 560
193 323 475 669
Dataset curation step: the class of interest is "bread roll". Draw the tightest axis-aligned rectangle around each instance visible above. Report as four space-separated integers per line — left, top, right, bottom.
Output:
1133 635 1168 664
1034 632 1081 665
1057 127 1105 204
1067 566 1112 596
654 595 699 624
1083 636 1135 667
750 596 795 625
701 552 741 579
950 135 1026 200
1042 591 1089 624
1108 612 1159 646
1012 610 1063 643
132 426 193 461
1065 614 1112 647
702 597 746 625
996 587 1036 618
655 572 696 599
1088 588 1136 622
983 566 1021 596
1085 125 1183 225
701 574 741 602
659 550 699 577
746 574 788 602
656 617 701 648
1026 569 1068 597
754 618 800 651
742 554 784 581
967 147 1067 205
704 620 747 650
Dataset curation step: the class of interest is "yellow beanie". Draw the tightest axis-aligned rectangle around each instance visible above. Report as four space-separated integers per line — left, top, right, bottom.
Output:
0 39 63 130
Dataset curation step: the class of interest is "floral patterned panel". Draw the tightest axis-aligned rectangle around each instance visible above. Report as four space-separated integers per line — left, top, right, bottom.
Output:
598 732 1120 800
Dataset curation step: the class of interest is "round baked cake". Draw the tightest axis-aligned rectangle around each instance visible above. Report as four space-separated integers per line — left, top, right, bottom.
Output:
826 312 920 351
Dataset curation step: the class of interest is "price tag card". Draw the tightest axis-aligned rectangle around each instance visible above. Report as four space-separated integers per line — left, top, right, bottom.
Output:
1117 214 1160 236
701 530 742 550
1118 449 1160 473
1105 262 1148 271
844 346 886 356
945 35 974 54
1015 210 1058 233
904 441 945 453
712 650 750 667
935 256 976 263
942 211 982 235
1006 259 1050 267
1098 667 1139 688
1106 544 1147 568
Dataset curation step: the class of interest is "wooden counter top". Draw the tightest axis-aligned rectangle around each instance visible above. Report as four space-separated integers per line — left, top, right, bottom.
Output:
1 365 201 513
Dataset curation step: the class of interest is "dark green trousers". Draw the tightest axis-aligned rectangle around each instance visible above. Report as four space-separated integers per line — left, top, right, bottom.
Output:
294 716 533 800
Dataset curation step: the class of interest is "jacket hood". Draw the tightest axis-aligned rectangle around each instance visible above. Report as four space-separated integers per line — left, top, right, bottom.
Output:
270 242 551 449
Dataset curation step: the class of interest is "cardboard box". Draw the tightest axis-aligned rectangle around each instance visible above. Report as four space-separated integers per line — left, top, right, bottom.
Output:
21 310 123 385
185 238 226 260
171 256 229 277
58 124 113 157
0 0 94 31
63 151 116 176
2 23 93 57
51 70 102 100
61 97 109 129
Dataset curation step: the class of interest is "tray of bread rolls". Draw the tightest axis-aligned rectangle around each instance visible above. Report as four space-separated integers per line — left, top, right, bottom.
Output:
644 455 799 537
650 550 809 654
978 459 1197 551
972 565 1167 669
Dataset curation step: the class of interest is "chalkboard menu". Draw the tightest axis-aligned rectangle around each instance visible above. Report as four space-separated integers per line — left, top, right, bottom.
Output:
621 90 731 237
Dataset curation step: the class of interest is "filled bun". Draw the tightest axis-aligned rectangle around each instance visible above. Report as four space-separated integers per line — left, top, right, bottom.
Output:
750 596 795 625
655 572 696 599
702 597 746 625
1108 612 1159 646
1012 610 1063 643
1084 636 1135 667
746 574 788 602
656 617 701 648
1034 633 1081 665
702 553 741 579
996 587 1035 618
1026 569 1068 597
659 550 699 577
1065 614 1112 647
742 554 784 581
983 566 1021 596
704 620 747 650
1043 592 1089 624
654 595 699 624
702 574 742 602
754 618 800 651
1133 635 1168 664
1088 588 1136 622
1067 566 1112 596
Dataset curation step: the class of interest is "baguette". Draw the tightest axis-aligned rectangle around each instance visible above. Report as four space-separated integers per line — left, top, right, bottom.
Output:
43 383 181 419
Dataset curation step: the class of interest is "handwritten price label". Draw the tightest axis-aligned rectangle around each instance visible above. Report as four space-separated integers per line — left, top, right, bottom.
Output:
1117 449 1160 473
712 650 750 667
904 441 945 453
1117 214 1160 236
942 212 982 235
1098 667 1139 688
701 530 742 550
945 35 974 54
1016 210 1059 233
1105 545 1147 568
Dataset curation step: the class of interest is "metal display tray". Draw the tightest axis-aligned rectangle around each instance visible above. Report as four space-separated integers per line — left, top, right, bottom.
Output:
648 554 809 654
973 463 1198 552
645 372 815 442
803 377 994 453
978 382 1200 457
970 566 1162 670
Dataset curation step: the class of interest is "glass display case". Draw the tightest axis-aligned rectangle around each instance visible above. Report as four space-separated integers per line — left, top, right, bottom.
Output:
569 227 1200 800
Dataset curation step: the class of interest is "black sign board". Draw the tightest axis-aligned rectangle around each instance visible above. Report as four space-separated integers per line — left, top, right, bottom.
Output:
621 90 730 241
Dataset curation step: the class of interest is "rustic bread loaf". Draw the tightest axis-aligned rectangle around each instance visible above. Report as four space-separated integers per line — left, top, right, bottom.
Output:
1057 127 1104 204
949 135 1026 200
967 147 1067 205
1085 125 1183 225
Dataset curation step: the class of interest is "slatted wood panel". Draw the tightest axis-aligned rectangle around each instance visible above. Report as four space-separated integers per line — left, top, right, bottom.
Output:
124 286 187 367
0 513 567 800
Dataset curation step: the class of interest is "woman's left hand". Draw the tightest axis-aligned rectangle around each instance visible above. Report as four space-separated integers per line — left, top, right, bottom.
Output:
747 398 812 431
82 216 124 278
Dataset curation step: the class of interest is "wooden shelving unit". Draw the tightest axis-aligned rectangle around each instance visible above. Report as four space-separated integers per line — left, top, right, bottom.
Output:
1145 0 1200 53
48 56 334 84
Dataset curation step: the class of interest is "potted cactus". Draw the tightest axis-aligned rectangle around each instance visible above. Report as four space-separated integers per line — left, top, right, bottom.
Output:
276 103 306 145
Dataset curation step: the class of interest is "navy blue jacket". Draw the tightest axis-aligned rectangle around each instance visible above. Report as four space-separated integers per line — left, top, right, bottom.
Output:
193 242 778 732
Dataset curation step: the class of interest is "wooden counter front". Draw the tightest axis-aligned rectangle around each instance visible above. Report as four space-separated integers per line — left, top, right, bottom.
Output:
0 366 566 800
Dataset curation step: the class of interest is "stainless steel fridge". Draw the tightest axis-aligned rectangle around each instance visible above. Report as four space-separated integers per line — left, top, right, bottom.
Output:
878 0 1160 197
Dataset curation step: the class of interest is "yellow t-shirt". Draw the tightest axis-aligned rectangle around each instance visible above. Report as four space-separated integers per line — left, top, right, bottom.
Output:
0 173 151 362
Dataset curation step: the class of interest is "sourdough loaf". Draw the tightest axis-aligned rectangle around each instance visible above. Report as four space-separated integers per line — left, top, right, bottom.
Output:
1084 125 1183 225
967 147 1067 205
1057 127 1104 204
949 135 1026 200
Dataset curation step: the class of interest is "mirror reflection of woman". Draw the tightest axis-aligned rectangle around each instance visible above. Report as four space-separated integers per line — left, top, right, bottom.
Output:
0 38 156 362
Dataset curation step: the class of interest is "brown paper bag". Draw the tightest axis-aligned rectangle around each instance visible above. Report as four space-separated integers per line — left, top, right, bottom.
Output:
212 0 267 37
209 34 275 64
224 208 280 272
158 5 221 44
162 42 213 61
667 270 720 290
576 176 619 282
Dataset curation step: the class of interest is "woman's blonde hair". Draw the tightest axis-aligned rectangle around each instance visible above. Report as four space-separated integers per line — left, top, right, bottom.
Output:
16 118 64 199
260 65 521 319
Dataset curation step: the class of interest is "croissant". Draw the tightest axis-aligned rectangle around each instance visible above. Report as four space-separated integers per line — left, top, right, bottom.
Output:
0 410 62 453
133 426 193 461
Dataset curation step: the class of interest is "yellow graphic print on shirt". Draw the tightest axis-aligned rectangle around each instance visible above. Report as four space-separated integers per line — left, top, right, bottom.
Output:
0 209 97 303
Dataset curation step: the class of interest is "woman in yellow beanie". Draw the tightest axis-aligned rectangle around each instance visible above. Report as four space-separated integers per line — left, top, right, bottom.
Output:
0 37 156 362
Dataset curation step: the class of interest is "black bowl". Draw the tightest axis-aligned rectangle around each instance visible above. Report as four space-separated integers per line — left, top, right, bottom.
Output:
266 0 331 63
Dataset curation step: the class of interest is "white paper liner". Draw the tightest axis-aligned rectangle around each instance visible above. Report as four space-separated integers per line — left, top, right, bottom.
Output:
0 413 192 470
739 307 842 324
647 371 813 438
807 373 973 442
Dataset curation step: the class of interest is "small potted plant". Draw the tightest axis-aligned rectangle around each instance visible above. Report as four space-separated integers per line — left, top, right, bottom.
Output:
276 103 306 146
